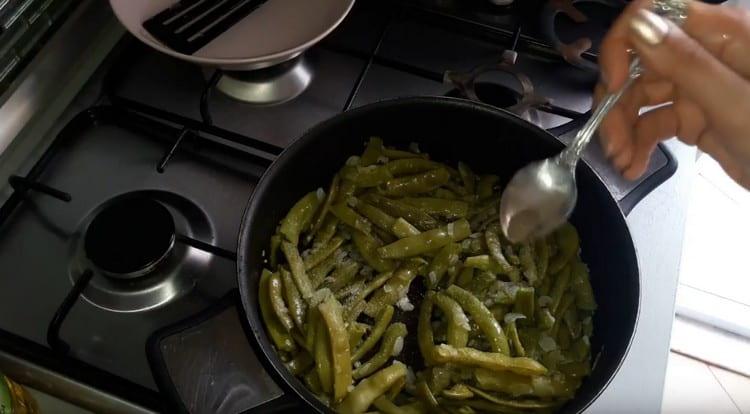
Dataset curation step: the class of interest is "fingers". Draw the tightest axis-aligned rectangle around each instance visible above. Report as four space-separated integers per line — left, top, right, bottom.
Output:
598 0 653 92
627 9 750 134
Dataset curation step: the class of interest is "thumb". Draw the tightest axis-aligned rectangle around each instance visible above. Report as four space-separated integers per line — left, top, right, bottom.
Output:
627 9 750 134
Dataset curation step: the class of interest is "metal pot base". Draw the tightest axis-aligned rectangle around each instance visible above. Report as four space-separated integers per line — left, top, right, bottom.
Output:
216 56 313 105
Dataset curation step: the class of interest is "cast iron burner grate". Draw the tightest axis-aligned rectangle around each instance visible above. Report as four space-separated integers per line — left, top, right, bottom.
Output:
85 197 176 279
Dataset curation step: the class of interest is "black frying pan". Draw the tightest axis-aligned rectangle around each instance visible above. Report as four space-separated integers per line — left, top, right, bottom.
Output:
237 96 641 413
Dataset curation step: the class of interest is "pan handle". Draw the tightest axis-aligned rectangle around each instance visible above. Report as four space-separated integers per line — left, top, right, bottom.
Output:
547 115 678 216
146 290 300 414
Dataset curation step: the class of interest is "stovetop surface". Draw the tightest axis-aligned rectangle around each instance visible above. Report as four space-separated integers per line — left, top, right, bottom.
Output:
0 0 679 412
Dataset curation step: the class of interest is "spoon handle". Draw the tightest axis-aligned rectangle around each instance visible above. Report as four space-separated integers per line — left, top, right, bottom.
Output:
560 58 642 167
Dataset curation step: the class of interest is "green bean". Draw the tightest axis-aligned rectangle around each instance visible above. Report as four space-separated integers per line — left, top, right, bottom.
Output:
269 234 281 269
557 322 572 350
418 292 437 366
352 230 396 273
353 323 407 379
374 396 427 414
537 307 556 330
314 318 333 394
571 336 591 363
550 264 572 315
325 260 361 292
338 362 407 414
281 241 314 302
512 287 534 322
457 162 476 195
415 380 442 411
552 293 575 337
364 194 439 231
312 215 339 247
384 147 428 159
475 369 578 399
352 306 395 363
351 197 397 232
391 217 421 238
348 322 369 350
309 175 340 244
269 272 295 332
503 244 520 266
468 271 495 300
336 280 366 301
336 179 357 204
549 223 579 273
445 285 510 355
318 295 352 402
433 188 458 200
386 158 444 176
330 203 373 236
442 384 474 400
537 274 553 298
505 321 525 357
378 219 470 259
427 243 461 288
259 270 296 352
463 255 505 274
444 180 469 196
433 293 470 347
386 376 406 401
280 191 323 245
306 307 319 353
285 350 314 375
433 345 547 376
484 228 519 281
383 169 451 197
303 236 344 270
535 237 550 281
342 165 394 187
466 385 561 410
401 198 469 219
518 242 537 284
477 175 499 200
360 137 384 166
364 259 424 317
309 248 341 289
304 369 323 395
571 260 597 311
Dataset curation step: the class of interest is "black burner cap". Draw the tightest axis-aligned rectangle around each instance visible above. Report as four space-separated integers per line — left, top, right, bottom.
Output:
85 197 175 277
446 82 520 109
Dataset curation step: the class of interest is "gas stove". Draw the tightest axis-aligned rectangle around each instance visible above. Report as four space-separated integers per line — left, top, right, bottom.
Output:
0 1 678 413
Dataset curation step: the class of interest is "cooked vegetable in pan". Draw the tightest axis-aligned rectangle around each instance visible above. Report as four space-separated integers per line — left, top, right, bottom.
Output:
260 137 597 413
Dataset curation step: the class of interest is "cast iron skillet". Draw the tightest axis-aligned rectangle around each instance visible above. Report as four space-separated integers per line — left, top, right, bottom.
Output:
237 96 641 413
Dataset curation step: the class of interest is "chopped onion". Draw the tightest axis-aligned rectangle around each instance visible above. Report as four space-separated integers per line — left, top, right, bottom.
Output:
504 313 527 324
456 311 471 330
539 334 558 352
428 271 437 285
354 361 361 368
346 155 360 166
392 336 404 356
582 335 590 346
469 232 482 239
447 222 455 237
396 295 414 312
316 187 325 201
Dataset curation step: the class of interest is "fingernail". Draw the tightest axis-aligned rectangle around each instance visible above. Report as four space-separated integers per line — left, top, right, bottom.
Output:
629 9 669 46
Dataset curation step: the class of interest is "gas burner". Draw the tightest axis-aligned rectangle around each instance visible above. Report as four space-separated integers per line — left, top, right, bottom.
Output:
84 197 175 279
213 56 313 105
444 52 548 124
69 192 215 313
540 0 625 71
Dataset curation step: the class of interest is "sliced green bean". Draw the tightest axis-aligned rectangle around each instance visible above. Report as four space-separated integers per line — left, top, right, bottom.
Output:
312 215 339 247
535 237 550 281
484 227 519 281
314 317 333 394
352 306 394 363
400 198 469 220
309 248 341 289
571 260 597 311
537 307 556 330
455 266 474 289
352 230 396 273
433 188 458 200
550 264 572 315
353 322 407 379
549 223 579 273
418 292 437 366
391 217 421 238
386 158 444 176
325 260 361 292
269 272 295 332
342 165 394 187
384 147 428 159
442 384 474 400
259 270 296 352
518 242 537 284
364 259 424 317
351 197 397 232
306 307 319 353
552 293 575 337
280 191 323 245
433 293 470 347
457 162 476 195
364 194 439 231
466 385 561 410
433 344 547 376
318 295 352 402
304 369 323 395
377 219 470 259
337 363 408 414
308 175 340 244
330 203 373 236
477 175 499 200
505 321 525 357
281 241 314 302
427 243 461 288
414 380 441 411
360 137 384 166
463 255 506 274
445 285 510 355
374 396 427 414
304 236 344 270
513 287 535 322
348 322 369 351
335 179 357 205
269 234 281 269
383 168 451 197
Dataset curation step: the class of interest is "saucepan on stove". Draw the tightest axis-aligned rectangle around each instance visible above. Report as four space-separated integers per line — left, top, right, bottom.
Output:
236 97 648 413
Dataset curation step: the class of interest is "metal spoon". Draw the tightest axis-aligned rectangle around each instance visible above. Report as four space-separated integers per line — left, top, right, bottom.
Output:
499 59 642 243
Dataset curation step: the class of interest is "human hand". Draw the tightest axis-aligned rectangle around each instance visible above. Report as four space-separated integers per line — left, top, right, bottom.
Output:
596 0 750 189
